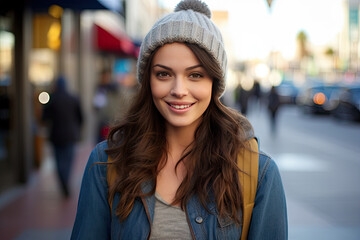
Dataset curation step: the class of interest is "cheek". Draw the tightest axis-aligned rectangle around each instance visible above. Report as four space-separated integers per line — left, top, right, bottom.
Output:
150 79 164 99
193 81 213 102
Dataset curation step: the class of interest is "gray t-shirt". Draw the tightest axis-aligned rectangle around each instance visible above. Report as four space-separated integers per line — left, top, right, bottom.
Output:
150 192 192 239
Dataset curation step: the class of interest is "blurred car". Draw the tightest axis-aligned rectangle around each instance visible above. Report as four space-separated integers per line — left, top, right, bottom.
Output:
275 81 299 104
333 86 360 121
297 85 343 114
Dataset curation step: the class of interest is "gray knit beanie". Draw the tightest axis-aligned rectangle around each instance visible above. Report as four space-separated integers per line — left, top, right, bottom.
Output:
137 0 227 96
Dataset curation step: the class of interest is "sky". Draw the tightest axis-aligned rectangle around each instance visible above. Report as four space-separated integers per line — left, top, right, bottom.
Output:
159 0 345 61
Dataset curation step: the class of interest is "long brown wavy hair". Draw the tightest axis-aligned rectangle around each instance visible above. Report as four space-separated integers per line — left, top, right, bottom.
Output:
106 42 253 224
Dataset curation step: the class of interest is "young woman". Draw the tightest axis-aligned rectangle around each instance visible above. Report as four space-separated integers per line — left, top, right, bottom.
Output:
71 1 287 239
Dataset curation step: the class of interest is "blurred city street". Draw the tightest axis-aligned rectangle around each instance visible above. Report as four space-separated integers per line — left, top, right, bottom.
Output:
0 142 93 240
246 103 360 240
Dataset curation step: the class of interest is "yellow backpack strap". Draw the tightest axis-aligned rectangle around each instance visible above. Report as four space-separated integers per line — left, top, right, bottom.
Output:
238 138 259 240
107 156 117 210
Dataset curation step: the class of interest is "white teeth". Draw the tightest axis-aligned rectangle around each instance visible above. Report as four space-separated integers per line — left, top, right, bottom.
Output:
170 104 191 109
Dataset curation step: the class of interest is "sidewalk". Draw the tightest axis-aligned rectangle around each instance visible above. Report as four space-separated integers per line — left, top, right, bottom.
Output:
0 141 94 240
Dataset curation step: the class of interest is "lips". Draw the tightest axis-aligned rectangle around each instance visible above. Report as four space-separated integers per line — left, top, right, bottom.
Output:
167 102 195 110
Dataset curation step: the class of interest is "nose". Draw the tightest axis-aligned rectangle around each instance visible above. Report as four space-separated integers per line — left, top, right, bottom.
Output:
170 77 188 98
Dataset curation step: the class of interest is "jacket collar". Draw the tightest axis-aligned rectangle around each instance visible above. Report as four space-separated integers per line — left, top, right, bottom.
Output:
141 180 155 223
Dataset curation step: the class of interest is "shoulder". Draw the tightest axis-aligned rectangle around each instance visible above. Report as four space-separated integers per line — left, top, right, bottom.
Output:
91 140 109 163
257 151 282 188
86 141 109 168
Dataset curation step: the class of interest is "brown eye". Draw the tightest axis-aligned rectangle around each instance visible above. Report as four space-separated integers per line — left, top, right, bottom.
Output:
156 71 171 78
189 73 203 79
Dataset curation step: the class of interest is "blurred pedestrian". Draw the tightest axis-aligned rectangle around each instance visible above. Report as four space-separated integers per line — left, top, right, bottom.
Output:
251 79 262 109
93 69 118 143
72 1 287 239
43 76 83 197
235 83 249 115
252 79 261 100
268 86 281 134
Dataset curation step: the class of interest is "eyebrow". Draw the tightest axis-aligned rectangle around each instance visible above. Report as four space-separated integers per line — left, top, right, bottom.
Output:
152 64 203 71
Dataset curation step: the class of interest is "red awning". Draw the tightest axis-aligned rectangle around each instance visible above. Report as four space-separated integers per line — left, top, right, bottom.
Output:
94 24 137 57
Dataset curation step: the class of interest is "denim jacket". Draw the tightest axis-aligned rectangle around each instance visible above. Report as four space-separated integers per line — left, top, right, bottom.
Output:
71 141 287 240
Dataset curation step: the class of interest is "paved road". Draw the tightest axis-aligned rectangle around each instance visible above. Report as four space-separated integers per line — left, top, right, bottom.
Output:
246 103 360 240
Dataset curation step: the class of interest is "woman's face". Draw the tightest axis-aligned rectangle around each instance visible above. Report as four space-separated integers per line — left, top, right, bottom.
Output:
150 43 213 130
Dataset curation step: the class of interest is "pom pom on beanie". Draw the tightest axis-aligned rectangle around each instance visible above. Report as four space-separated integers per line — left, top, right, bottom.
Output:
175 0 211 18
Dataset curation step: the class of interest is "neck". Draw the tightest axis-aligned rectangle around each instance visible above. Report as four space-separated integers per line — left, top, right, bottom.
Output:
165 124 198 157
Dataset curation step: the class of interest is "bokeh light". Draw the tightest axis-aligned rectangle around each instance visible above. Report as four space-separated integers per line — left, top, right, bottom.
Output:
38 91 50 104
313 92 326 105
254 63 270 79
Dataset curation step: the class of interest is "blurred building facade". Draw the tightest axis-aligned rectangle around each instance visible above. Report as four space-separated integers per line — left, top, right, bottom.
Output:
296 0 360 84
339 0 360 75
0 0 161 195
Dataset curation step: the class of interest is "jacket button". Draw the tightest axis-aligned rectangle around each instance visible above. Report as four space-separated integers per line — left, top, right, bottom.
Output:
195 216 203 224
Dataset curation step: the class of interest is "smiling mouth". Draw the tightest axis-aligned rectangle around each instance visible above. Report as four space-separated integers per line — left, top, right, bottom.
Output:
167 103 194 109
